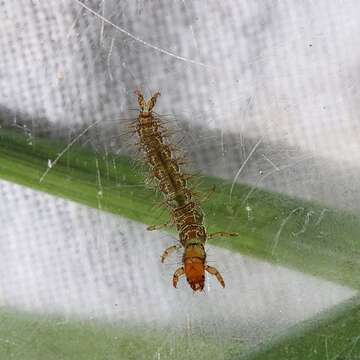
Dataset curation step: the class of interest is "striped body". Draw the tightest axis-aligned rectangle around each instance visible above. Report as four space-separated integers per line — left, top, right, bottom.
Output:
137 114 190 205
134 91 228 291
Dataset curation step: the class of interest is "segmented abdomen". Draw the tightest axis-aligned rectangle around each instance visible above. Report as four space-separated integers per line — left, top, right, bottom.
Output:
136 114 206 246
135 91 232 291
137 116 191 207
172 202 206 246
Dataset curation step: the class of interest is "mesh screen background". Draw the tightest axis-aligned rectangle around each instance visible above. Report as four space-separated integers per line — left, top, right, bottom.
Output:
0 179 354 347
0 0 359 354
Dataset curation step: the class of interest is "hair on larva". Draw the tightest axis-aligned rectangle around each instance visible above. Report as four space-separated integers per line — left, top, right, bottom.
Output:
134 91 238 291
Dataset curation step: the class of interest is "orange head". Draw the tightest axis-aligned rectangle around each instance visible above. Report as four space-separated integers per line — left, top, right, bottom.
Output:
183 244 206 292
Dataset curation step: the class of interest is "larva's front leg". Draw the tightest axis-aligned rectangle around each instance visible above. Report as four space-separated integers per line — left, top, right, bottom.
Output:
173 267 185 288
147 222 171 231
205 265 225 288
160 244 182 263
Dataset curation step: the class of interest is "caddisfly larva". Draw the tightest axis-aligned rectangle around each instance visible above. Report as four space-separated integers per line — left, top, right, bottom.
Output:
134 91 238 291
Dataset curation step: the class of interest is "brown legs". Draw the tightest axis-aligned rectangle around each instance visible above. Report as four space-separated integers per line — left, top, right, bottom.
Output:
205 265 225 288
147 222 171 231
173 267 185 288
160 244 182 263
208 232 238 239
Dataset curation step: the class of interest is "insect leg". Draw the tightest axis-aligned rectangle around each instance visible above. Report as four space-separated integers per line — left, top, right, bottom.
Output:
147 221 172 231
173 267 185 288
160 244 182 263
205 265 225 288
208 232 239 239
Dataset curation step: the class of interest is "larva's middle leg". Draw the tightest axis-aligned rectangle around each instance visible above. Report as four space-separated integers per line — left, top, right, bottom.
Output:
160 244 182 263
208 232 239 240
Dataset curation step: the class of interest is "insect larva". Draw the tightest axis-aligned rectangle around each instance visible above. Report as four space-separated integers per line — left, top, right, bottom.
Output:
134 91 238 291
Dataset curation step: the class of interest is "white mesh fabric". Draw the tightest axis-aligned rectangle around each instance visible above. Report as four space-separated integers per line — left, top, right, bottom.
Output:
0 180 354 345
0 0 359 352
